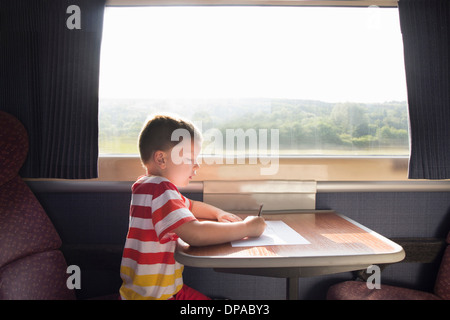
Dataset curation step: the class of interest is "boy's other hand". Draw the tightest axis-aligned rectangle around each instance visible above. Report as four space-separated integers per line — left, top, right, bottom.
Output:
217 211 242 223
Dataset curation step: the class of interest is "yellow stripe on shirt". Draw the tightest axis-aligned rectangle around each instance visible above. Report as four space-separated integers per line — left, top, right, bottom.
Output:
121 265 183 288
119 282 183 300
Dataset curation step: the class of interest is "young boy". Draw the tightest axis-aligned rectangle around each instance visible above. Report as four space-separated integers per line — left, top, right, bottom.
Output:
119 115 266 300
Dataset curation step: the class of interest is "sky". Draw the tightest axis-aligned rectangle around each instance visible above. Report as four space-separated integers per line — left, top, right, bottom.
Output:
99 6 407 103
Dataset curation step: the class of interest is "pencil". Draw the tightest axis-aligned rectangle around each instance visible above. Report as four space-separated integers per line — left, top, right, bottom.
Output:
258 204 264 217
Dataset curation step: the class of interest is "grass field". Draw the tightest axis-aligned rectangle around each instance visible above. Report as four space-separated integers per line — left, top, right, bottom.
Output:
99 138 409 157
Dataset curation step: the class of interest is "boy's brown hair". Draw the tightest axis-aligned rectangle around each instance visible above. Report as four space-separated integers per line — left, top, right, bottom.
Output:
138 115 202 165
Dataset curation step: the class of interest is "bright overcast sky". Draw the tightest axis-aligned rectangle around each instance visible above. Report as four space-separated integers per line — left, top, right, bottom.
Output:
99 6 407 103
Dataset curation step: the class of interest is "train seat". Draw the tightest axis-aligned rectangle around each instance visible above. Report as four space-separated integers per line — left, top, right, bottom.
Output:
0 111 75 300
327 231 450 300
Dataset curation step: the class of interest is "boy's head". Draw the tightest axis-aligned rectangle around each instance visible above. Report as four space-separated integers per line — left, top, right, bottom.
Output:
139 115 202 164
139 115 202 185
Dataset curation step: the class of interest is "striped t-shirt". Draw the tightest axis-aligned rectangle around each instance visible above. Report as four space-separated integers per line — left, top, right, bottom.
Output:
119 175 197 300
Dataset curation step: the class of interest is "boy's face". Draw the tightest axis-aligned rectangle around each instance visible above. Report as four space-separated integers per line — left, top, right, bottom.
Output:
164 140 201 187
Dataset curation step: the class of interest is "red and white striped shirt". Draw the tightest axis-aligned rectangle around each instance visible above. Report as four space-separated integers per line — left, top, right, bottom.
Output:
119 175 196 300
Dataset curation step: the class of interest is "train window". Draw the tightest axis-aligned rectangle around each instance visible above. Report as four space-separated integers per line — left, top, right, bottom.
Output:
99 6 408 160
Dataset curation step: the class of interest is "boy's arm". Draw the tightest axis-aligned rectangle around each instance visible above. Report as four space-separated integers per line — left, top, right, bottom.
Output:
190 200 242 222
174 216 265 247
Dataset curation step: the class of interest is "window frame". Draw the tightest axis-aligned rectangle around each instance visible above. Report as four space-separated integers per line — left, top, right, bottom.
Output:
99 0 411 182
97 155 411 181
105 0 399 8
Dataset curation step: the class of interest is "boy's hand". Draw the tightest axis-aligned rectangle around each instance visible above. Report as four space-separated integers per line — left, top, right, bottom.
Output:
216 211 242 223
244 216 266 237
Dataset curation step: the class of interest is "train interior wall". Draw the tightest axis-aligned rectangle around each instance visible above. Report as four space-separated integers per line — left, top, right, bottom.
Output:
28 181 450 300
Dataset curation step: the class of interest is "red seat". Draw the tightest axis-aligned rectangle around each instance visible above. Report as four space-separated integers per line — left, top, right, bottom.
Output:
0 111 75 299
327 231 450 300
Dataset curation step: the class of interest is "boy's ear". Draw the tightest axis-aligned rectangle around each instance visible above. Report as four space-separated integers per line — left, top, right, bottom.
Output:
154 150 166 168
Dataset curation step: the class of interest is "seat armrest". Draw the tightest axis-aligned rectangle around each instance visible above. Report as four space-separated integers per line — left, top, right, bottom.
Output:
353 237 446 281
391 238 446 263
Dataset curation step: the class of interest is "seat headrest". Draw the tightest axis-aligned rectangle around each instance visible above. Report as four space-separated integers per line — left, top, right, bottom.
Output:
0 112 29 185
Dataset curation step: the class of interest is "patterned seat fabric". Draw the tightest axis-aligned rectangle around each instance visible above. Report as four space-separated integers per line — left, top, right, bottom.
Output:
327 231 450 300
0 111 75 299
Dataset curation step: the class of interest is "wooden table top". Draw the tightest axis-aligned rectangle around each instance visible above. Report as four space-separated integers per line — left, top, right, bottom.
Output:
175 211 405 269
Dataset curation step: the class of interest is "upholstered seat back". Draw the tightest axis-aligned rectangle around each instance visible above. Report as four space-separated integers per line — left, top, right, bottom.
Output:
0 111 75 299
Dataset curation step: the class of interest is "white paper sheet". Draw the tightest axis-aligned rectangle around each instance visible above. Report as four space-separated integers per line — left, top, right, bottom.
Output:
231 220 311 247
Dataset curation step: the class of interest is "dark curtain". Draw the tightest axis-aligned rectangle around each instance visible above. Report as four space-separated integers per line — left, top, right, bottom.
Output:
0 0 105 178
398 0 450 179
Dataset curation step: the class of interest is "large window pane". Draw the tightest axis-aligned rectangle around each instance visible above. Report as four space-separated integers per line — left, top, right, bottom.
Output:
99 6 408 156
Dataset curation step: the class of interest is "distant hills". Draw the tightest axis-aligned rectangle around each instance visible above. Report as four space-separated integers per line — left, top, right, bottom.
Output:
99 98 409 155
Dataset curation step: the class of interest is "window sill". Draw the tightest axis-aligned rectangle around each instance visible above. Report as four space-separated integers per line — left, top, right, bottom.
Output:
106 0 399 8
24 156 450 193
97 155 410 182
